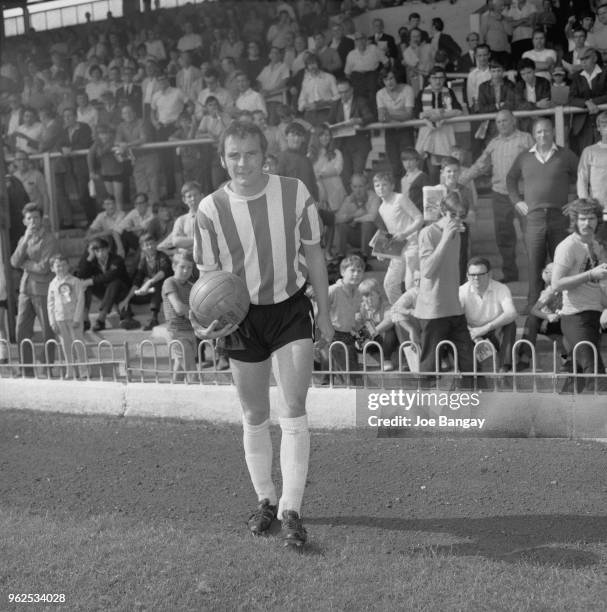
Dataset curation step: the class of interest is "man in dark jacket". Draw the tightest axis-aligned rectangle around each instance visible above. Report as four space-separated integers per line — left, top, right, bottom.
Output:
328 78 374 188
76 237 131 331
514 58 552 132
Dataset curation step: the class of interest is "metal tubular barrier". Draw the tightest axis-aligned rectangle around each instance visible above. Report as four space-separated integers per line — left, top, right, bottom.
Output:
571 340 600 395
167 339 186 384
361 340 384 374
18 339 37 378
472 339 498 375
44 339 61 379
511 339 538 393
137 339 159 383
327 340 349 388
434 340 459 375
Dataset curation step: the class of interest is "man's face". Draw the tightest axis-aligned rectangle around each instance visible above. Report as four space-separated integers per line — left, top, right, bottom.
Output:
475 47 490 68
76 94 87 107
409 30 421 46
158 76 169 91
467 264 490 293
14 153 28 170
121 106 135 122
598 120 607 141
573 30 586 48
134 196 148 213
429 72 446 90
204 75 218 90
179 53 191 68
221 134 265 192
495 111 515 136
520 67 535 85
252 112 266 129
337 83 353 103
409 16 420 28
286 131 305 151
23 110 35 126
532 32 545 49
314 34 325 50
63 109 75 126
576 213 598 237
533 120 554 147
581 51 597 73
236 75 249 93
598 5 607 25
173 259 193 281
332 25 343 39
373 178 393 199
351 177 367 199
103 199 117 215
93 244 110 262
373 19 383 34
354 35 367 50
467 35 479 51
141 239 156 256
490 65 504 83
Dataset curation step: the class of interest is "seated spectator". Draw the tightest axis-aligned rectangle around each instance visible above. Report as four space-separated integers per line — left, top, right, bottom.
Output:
195 96 230 191
220 56 240 101
477 59 516 114
309 123 346 213
77 237 131 332
87 124 125 212
328 254 365 382
157 181 201 254
459 256 518 372
240 41 266 86
177 22 204 59
401 28 433 97
518 262 568 371
220 28 245 63
522 29 557 80
252 110 284 157
257 47 290 124
459 32 480 73
118 233 173 330
147 202 174 244
297 54 339 127
329 21 355 78
85 64 109 102
276 104 312 151
277 121 318 200
234 71 267 116
313 31 343 76
334 172 380 259
357 277 399 370
115 64 142 115
562 26 589 76
10 151 50 218
10 202 58 374
466 44 492 112
550 65 570 106
117 192 154 255
97 90 122 127
374 171 423 303
391 270 422 346
414 66 463 183
376 68 415 182
86 195 126 257
161 249 200 381
400 148 430 212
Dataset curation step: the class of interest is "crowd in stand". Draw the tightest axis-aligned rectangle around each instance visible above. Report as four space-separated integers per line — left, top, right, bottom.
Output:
2 0 607 385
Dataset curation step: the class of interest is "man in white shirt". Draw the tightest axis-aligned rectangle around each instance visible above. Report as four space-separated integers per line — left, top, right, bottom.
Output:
297 54 339 126
175 51 202 103
522 30 556 80
459 256 518 371
505 0 537 61
586 3 607 62
466 44 492 111
177 22 203 56
234 72 267 116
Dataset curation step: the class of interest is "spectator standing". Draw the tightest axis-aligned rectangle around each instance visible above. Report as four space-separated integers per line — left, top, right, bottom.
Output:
328 78 374 188
562 26 590 76
12 107 43 155
552 198 607 389
480 0 511 68
257 47 290 125
369 18 399 65
329 21 355 78
117 192 155 255
87 124 124 211
506 117 578 308
477 59 516 114
11 152 50 218
466 45 492 111
414 191 475 382
460 110 534 283
376 69 415 182
401 28 433 97
195 69 233 119
430 18 462 67
86 195 126 257
568 47 607 155
505 0 537 61
234 72 267 116
75 91 98 131
115 64 143 116
458 32 480 73
522 29 557 80
176 51 203 104
297 54 339 127
241 42 267 87
400 148 430 212
313 32 343 77
157 181 201 254
10 202 58 374
586 3 607 60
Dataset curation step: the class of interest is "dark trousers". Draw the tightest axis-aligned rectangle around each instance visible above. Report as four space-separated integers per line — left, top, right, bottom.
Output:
85 281 129 320
418 315 475 375
128 281 163 315
156 123 177 198
335 221 376 257
561 311 605 375
16 292 56 369
525 208 569 307
521 314 565 362
349 71 378 113
385 127 414 183
492 191 520 281
480 320 517 368
339 136 371 191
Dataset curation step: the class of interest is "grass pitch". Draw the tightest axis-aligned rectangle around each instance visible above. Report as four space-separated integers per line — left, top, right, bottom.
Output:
1 410 607 611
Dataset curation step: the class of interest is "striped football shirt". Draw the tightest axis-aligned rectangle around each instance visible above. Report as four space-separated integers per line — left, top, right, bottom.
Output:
193 174 321 305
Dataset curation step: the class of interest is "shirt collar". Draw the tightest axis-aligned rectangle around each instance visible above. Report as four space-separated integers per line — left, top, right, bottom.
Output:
529 142 558 162
582 65 602 82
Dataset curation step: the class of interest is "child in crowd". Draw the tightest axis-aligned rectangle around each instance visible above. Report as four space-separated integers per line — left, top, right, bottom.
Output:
161 249 197 382
400 148 430 212
519 262 569 370
391 270 422 346
328 254 365 383
374 171 423 304
435 156 476 282
357 278 399 371
262 154 279 174
47 253 87 378
119 233 173 330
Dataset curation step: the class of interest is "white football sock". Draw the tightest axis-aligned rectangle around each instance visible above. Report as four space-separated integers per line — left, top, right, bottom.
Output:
242 418 277 506
278 414 310 518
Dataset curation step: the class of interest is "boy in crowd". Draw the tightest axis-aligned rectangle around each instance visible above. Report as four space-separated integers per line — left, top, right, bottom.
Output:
328 254 365 383
118 233 173 330
162 249 197 381
47 253 86 378
277 121 318 199
86 195 126 258
374 171 423 304
116 192 155 255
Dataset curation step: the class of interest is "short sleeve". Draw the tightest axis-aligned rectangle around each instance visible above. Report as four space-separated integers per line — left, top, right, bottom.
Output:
298 182 322 246
193 198 220 272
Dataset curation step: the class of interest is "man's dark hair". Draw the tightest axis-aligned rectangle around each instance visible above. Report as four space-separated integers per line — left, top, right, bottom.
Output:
22 202 43 217
432 18 444 32
218 122 268 157
517 57 536 72
467 256 492 273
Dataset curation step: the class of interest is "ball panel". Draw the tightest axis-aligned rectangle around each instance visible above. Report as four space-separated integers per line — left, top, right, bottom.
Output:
189 271 251 328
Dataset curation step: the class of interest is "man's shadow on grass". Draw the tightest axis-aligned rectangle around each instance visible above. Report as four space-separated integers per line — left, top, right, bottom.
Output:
305 514 607 568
